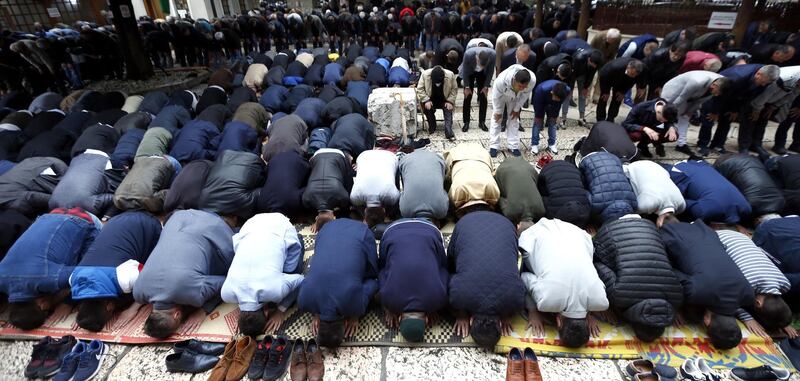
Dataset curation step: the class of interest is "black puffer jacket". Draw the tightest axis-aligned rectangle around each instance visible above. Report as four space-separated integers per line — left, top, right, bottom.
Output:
593 217 683 328
774 154 800 215
536 160 591 228
199 150 267 218
113 112 152 135
578 121 637 163
71 124 120 157
714 154 785 216
0 157 68 217
302 149 353 212
164 159 212 213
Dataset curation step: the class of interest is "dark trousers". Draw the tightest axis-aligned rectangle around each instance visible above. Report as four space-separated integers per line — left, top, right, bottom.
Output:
629 129 667 149
596 84 630 123
775 97 800 149
736 104 756 152
698 101 731 149
463 72 487 125
423 101 453 133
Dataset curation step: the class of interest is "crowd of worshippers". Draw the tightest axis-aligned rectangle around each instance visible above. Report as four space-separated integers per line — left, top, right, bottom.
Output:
0 49 799 353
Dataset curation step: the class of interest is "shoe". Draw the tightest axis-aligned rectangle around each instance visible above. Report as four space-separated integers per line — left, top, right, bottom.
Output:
489 148 498 158
654 364 678 381
752 146 770 158
531 146 539 154
479 123 488 131
53 342 86 381
696 358 721 381
557 124 566 130
208 340 237 381
25 336 51 379
289 339 306 381
634 373 661 381
773 145 787 155
41 335 78 378
638 143 653 158
522 348 542 381
570 99 577 107
165 350 219 373
506 347 524 381
674 144 695 157
548 144 558 154
501 124 506 132
730 365 790 381
263 337 293 381
716 147 729 154
788 143 800 153
680 359 706 381
626 359 655 378
173 339 227 356
511 149 521 157
305 339 323 381
462 122 469 132
225 336 256 381
698 146 710 157
71 340 108 381
428 124 436 134
247 336 273 380
518 125 525 132
578 118 588 127
445 128 455 140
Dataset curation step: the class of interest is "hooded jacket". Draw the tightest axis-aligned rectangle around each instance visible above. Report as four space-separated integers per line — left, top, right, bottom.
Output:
262 114 307 162
135 127 173 160
302 148 353 212
580 152 638 224
137 91 169 116
149 105 191 134
323 62 344 86
345 81 371 111
328 113 375 159
228 87 258 114
49 151 122 216
196 86 229 116
322 96 361 124
495 156 545 223
303 63 324 87
232 102 269 135
242 63 269 93
133 209 235 312
164 159 213 213
0 157 67 216
113 156 178 213
445 143 500 210
283 84 315 114
256 151 310 217
537 160 591 228
200 150 266 218
714 154 785 216
216 121 260 159
16 128 76 164
28 92 64 115
593 216 683 327
221 213 304 311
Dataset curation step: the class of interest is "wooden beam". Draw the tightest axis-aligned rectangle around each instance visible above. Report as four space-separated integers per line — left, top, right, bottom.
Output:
577 0 590 39
731 0 754 48
534 0 543 28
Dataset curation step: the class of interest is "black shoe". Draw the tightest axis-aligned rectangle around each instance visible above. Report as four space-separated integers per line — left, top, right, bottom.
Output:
165 350 219 373
570 100 577 107
637 143 653 158
248 336 273 380
461 122 469 132
773 145 787 155
25 336 51 379
788 143 800 153
173 339 227 356
752 146 770 159
500 124 506 132
40 335 77 378
263 337 293 381
730 365 790 381
655 144 666 157
479 123 488 132
518 125 525 132
428 124 436 134
698 146 710 157
674 144 696 157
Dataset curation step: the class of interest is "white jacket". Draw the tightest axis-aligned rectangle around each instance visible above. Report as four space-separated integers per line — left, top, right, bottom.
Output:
624 160 686 215
221 213 304 312
519 219 608 319
491 64 536 114
661 71 723 116
350 150 400 208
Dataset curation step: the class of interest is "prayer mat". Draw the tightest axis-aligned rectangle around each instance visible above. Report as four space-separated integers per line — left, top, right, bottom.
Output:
0 226 793 371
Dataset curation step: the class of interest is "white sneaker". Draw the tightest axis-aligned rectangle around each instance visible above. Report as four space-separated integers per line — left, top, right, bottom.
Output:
531 146 539 154
548 144 558 154
696 358 721 381
680 358 706 381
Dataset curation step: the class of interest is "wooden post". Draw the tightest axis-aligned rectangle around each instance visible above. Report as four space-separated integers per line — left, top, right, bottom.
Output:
534 0 543 28
578 0 591 39
109 0 154 80
731 0 754 48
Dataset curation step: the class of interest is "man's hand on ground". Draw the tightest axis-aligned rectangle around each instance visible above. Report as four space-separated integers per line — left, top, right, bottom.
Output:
587 313 601 338
427 312 440 327
526 309 546 337
784 325 799 339
311 315 320 336
499 317 513 336
265 309 286 333
744 319 769 338
344 318 360 337
384 309 399 329
454 316 471 337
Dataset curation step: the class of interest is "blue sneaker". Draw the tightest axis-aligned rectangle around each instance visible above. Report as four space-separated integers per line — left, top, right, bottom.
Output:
53 342 86 381
489 148 498 158
71 340 108 381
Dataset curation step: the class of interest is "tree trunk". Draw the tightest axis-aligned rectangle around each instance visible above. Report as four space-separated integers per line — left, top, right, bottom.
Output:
109 0 154 80
731 0 754 48
534 0 543 28
577 0 591 39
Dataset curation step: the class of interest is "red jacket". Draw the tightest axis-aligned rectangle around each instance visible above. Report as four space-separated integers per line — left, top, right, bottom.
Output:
679 51 719 74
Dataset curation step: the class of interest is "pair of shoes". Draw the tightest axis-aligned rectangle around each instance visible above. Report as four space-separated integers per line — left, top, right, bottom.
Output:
25 335 77 379
479 123 488 132
773 145 787 155
462 122 469 132
730 365 790 381
626 359 677 381
290 339 324 381
247 336 294 381
681 358 720 381
165 339 224 373
506 347 541 381
53 340 108 381
511 149 521 157
208 336 256 381
489 148 498 158
531 145 539 155
674 144 695 157
548 145 558 154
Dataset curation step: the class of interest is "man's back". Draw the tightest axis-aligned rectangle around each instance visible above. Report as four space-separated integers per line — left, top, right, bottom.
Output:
351 150 400 208
494 156 545 223
668 160 750 224
303 149 352 212
398 150 448 219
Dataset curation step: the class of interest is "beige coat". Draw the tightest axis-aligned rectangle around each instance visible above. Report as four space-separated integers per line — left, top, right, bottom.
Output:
242 64 269 93
416 67 458 106
445 143 500 210
495 31 523 74
590 30 621 63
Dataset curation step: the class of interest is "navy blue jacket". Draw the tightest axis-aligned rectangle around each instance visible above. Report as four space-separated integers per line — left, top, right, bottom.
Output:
712 64 766 111
216 121 260 159
533 80 570 119
388 67 410 87
346 81 372 111
138 91 169 115
298 219 379 321
303 63 324 87
579 152 637 224
617 34 658 59
164 159 212 213
256 150 309 217
622 98 673 133
560 37 591 55
283 84 315 113
379 219 448 314
668 160 751 224
323 63 344 86
753 217 800 296
110 129 145 169
260 85 289 113
323 96 361 125
661 220 754 315
169 120 221 162
328 113 375 158
149 105 191 133
293 98 326 130
448 211 526 317
366 63 388 87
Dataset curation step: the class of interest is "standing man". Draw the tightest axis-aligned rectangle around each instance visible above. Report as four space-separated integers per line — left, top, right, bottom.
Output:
416 66 458 139
661 71 730 157
489 65 536 157
495 31 523 76
531 80 570 155
568 48 604 127
460 45 495 132
596 57 645 123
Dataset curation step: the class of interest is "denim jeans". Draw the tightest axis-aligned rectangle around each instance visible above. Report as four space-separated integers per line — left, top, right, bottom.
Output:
532 118 557 146
0 212 100 302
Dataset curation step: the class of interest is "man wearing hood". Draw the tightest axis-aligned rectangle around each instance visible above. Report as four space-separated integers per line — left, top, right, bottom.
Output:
416 66 457 139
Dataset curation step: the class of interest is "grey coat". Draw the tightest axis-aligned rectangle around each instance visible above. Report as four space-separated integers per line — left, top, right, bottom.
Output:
398 150 449 219
661 71 723 116
751 66 800 122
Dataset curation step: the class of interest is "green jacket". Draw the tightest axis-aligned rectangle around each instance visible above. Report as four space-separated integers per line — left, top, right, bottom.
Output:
494 157 546 223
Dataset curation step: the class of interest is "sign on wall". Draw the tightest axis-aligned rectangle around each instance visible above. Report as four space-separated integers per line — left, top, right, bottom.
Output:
707 12 737 30
46 7 60 17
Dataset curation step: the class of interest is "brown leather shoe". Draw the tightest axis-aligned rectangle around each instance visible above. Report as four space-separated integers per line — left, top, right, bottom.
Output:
289 339 307 381
506 348 525 381
523 348 543 381
207 339 236 381
225 336 256 381
305 339 324 381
